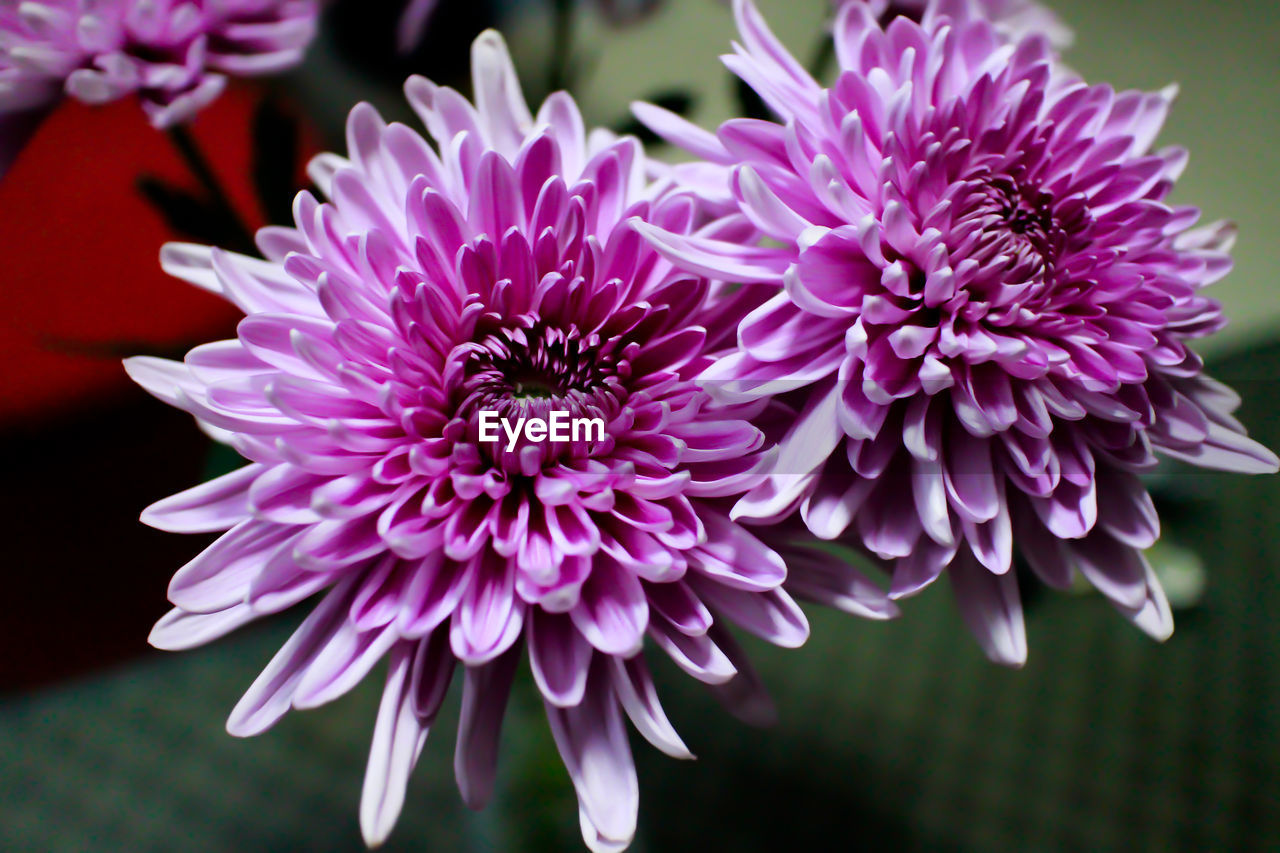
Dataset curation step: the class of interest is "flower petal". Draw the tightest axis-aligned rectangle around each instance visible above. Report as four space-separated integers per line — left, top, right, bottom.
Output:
546 660 638 853
454 642 521 809
948 551 1027 668
529 609 593 708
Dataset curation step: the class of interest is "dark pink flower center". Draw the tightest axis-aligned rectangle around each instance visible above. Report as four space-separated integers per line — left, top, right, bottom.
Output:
453 321 629 473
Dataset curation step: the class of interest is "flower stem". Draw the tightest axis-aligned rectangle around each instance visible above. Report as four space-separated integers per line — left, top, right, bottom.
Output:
165 123 258 255
548 0 575 93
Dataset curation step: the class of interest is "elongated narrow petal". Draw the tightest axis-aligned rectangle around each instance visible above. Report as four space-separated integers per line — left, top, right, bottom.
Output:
226 580 356 736
149 604 260 651
546 661 639 853
141 464 262 532
609 655 693 759
360 643 428 847
455 644 521 810
949 552 1027 668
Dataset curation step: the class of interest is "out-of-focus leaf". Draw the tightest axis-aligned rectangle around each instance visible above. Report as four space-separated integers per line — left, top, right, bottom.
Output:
136 177 240 248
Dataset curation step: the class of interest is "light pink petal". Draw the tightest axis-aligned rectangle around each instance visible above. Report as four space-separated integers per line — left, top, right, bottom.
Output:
294 621 401 709
1157 420 1279 474
765 377 845 480
631 218 789 282
948 550 1027 668
545 661 638 853
889 538 956 600
733 165 811 241
784 548 899 620
399 556 473 637
609 654 693 759
227 579 356 736
471 30 533 156
247 546 336 614
690 581 809 649
647 616 737 684
450 553 523 664
454 643 521 809
1110 557 1174 641
360 642 427 848
149 604 259 651
644 579 712 636
686 512 787 592
169 520 300 613
293 515 385 570
141 464 261 532
1069 532 1150 611
631 101 729 162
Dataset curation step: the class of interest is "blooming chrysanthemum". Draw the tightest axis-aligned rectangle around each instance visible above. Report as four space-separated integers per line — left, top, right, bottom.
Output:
126 30 843 851
0 0 318 173
636 0 1278 665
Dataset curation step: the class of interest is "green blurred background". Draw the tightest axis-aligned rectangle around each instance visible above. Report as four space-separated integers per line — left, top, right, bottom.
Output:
3 1 1278 850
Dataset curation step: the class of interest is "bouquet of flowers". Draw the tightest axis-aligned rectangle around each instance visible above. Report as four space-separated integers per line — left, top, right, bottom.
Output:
8 0 1271 849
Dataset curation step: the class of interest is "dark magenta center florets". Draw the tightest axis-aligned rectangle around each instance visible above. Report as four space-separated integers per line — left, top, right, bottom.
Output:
452 322 628 473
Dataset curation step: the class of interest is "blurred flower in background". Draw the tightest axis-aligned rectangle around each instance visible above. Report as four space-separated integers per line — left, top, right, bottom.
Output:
396 0 439 53
637 0 1278 665
0 0 318 175
122 28 870 852
842 0 1071 47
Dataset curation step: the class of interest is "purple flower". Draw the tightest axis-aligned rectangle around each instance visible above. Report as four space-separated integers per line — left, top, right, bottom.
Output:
127 30 828 851
636 0 1278 665
0 0 318 173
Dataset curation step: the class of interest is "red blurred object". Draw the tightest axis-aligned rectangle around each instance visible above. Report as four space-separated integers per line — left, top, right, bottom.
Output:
0 83 282 423
0 83 318 690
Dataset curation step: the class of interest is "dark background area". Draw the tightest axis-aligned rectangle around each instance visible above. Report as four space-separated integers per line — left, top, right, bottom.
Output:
1 0 1277 850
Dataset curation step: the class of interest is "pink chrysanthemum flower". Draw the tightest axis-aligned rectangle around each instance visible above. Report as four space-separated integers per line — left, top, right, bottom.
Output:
636 0 1277 665
0 0 318 172
126 30 833 851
